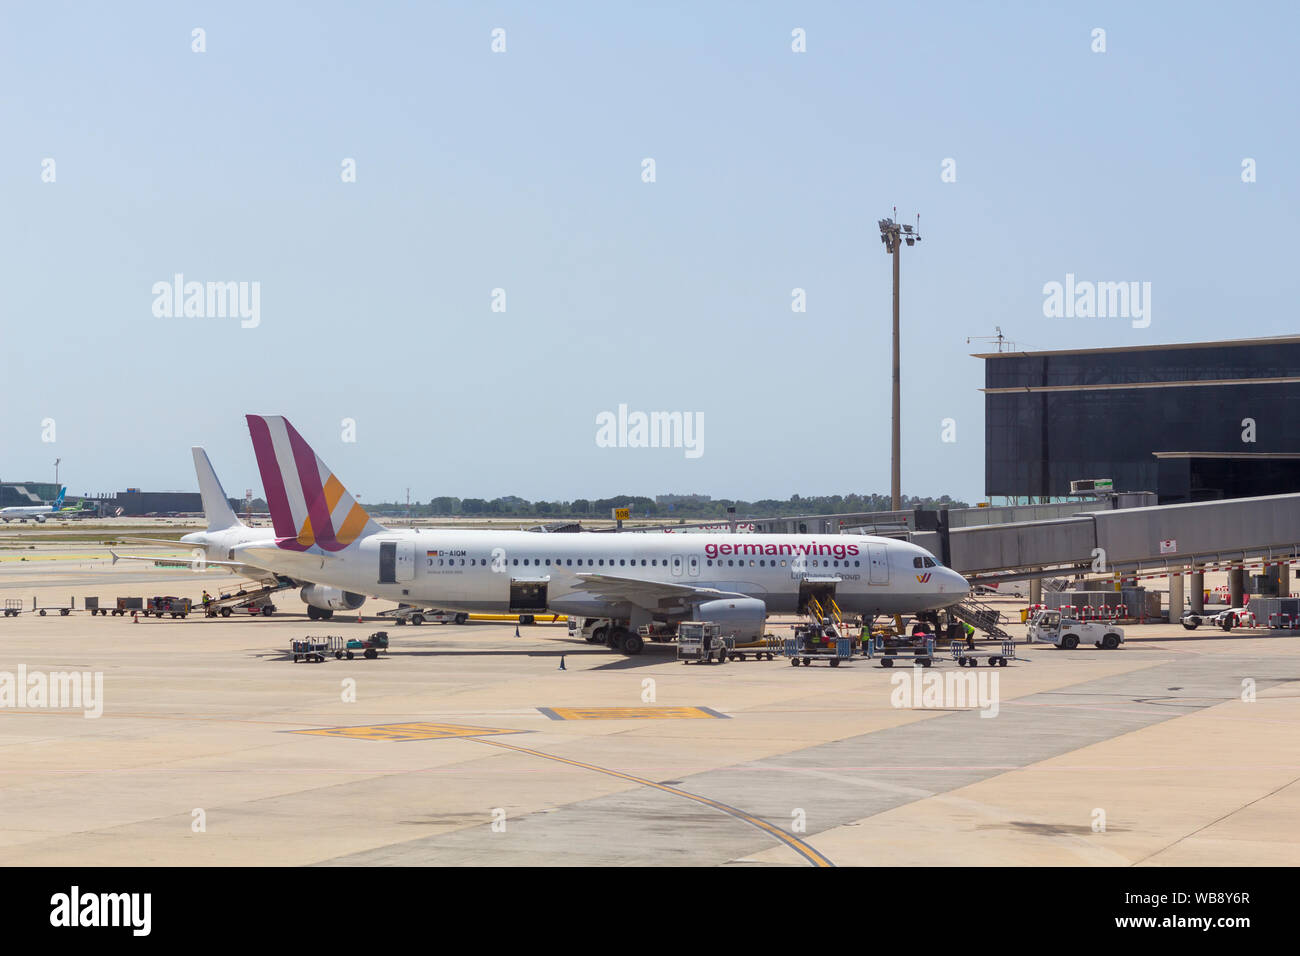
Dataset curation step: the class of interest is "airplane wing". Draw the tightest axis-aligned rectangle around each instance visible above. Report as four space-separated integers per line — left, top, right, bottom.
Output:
569 572 749 612
108 550 264 577
120 537 207 548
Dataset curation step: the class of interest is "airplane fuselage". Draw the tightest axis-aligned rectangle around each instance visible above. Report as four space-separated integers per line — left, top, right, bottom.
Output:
234 530 968 619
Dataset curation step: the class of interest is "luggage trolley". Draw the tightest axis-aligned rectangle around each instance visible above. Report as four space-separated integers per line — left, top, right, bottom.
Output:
289 637 330 663
113 597 144 616
950 640 1021 667
863 634 936 668
783 623 856 667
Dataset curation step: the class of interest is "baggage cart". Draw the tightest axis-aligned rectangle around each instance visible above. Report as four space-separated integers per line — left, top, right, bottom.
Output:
289 637 329 663
863 634 936 668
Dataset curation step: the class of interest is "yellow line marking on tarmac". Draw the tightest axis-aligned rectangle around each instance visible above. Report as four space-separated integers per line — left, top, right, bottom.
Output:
293 721 528 741
539 705 728 721
468 735 833 867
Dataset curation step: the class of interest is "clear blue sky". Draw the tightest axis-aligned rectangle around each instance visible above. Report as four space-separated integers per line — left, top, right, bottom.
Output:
3 2 1296 506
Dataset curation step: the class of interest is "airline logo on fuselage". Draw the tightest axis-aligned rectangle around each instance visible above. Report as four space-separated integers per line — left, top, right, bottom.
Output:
703 541 860 560
916 573 932 583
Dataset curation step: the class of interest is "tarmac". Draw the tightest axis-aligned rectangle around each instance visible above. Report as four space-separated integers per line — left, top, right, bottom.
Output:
0 542 1297 866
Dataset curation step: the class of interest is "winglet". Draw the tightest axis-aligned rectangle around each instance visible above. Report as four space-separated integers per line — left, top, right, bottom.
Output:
109 549 120 565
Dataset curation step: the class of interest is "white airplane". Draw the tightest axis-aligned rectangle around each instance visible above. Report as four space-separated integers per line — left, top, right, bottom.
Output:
111 448 368 620
230 415 970 654
0 487 66 523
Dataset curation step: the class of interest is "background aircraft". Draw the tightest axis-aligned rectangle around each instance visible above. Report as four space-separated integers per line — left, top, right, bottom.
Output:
0 487 66 523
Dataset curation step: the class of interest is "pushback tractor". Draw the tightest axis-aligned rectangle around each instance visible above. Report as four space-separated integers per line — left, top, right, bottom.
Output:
1027 609 1123 650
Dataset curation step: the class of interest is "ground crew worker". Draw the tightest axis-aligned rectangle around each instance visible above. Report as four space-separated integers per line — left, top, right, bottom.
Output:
962 620 976 650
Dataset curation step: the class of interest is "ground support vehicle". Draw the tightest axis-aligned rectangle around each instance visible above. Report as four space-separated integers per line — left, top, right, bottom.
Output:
863 634 935 667
35 596 76 617
146 596 191 619
289 637 329 663
1027 609 1124 649
676 622 735 664
784 623 856 667
380 605 468 626
1180 608 1252 632
339 631 389 660
113 597 144 616
950 640 1021 667
204 583 287 618
728 636 783 661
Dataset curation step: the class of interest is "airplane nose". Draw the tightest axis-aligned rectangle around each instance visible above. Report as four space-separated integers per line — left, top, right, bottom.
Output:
951 570 970 598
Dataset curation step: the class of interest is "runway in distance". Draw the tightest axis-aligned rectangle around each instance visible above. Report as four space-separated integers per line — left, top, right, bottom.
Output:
226 415 969 654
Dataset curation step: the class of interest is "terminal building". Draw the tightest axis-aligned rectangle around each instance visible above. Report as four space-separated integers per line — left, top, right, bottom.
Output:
977 336 1300 504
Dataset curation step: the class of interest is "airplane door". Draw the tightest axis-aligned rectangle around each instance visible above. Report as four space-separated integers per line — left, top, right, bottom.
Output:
379 541 416 584
670 554 684 577
396 541 416 583
867 544 889 585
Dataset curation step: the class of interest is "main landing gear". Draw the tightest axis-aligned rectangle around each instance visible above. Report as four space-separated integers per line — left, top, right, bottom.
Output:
597 624 645 656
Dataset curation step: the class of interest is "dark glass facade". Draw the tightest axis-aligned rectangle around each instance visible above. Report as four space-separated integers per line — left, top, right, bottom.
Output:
983 339 1300 503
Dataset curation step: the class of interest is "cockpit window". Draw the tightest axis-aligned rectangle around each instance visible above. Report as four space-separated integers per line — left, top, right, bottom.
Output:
913 557 924 568
923 557 937 568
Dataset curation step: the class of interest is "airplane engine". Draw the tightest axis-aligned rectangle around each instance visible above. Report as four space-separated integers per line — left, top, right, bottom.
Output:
300 584 366 612
691 597 767 641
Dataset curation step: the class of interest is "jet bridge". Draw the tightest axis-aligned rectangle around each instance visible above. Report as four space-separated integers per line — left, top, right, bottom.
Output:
910 492 1300 582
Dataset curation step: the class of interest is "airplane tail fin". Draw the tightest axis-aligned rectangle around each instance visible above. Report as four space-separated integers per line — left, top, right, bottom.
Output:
192 447 243 531
53 487 66 510
245 415 383 551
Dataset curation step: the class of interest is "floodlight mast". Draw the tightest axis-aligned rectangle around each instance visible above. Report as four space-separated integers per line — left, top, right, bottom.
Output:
878 211 921 512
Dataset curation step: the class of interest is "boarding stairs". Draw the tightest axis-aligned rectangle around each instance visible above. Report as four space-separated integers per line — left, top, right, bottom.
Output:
950 595 1013 639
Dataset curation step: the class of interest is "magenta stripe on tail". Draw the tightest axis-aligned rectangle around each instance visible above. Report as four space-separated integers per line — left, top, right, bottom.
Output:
246 415 304 548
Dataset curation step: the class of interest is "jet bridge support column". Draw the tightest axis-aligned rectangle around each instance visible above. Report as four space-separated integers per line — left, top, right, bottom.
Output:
1168 570 1184 623
1281 562 1292 598
1189 568 1205 613
1229 566 1245 608
1029 574 1042 605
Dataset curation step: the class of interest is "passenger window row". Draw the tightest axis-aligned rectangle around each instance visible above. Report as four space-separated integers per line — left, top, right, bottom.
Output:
427 557 864 569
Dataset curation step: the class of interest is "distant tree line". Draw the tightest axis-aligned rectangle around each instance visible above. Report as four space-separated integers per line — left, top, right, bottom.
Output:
362 492 970 519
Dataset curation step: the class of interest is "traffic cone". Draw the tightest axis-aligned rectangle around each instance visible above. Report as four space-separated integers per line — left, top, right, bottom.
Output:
132 611 138 623
558 654 566 670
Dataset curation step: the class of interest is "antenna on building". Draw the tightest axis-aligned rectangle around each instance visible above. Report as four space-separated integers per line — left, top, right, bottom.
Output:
966 326 1015 352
